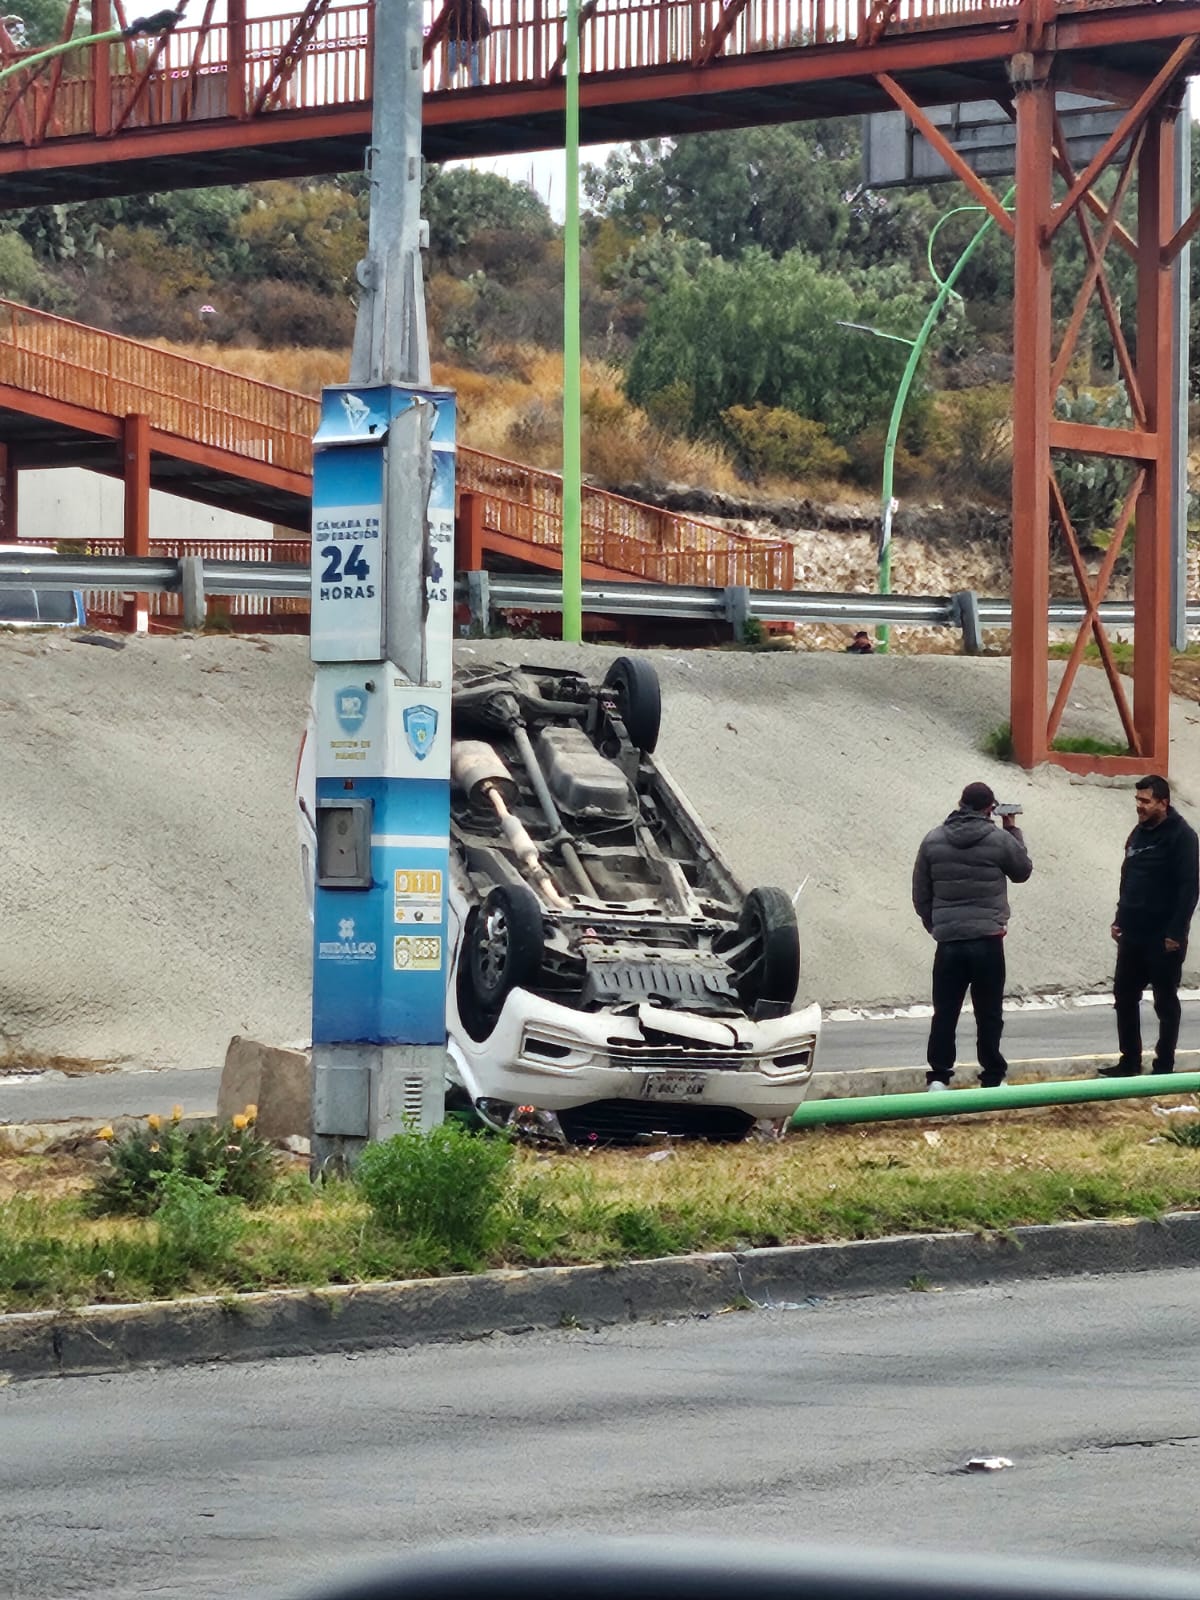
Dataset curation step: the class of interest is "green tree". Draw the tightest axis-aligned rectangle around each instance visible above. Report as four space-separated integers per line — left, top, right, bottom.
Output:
0 226 62 307
235 180 364 294
422 165 553 272
16 186 250 273
625 248 924 446
583 124 860 265
9 0 87 46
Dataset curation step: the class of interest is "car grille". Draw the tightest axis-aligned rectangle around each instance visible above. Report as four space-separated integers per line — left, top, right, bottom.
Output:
605 1039 754 1072
556 1098 756 1145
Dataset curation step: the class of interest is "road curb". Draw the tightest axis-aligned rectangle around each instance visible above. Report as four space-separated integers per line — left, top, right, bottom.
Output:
4 1211 1199 1383
814 1052 1200 1099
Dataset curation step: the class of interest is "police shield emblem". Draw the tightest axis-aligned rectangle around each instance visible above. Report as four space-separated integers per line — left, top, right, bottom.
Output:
334 687 367 734
403 703 438 761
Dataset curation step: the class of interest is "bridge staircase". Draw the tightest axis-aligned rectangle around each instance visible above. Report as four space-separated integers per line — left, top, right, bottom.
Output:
0 298 793 632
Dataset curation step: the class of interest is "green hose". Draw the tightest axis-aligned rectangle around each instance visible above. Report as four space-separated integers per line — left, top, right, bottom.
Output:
790 1071 1200 1129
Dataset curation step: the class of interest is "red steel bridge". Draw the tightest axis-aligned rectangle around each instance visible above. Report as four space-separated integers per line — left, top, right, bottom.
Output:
0 0 1198 771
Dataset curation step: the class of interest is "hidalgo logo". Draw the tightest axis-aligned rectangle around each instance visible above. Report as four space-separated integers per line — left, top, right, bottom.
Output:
403 703 438 761
335 687 368 735
339 391 371 433
318 916 377 962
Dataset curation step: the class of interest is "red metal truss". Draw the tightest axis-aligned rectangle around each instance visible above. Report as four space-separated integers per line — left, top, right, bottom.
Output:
545 0 600 81
877 72 1015 236
693 0 753 69
1004 67 1191 775
1047 38 1196 240
252 0 333 116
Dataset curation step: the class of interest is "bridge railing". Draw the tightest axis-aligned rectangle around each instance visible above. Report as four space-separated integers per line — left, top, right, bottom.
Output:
0 0 1115 147
459 449 794 591
0 298 793 593
0 301 314 474
77 536 313 625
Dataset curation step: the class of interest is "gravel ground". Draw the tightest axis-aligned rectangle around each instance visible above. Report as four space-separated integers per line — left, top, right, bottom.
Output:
4 629 1200 1074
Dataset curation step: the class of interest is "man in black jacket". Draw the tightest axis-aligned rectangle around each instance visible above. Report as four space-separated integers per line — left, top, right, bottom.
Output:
912 781 1033 1091
1099 774 1199 1078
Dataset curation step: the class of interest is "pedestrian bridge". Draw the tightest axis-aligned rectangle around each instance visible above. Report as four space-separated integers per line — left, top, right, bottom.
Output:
0 0 1193 207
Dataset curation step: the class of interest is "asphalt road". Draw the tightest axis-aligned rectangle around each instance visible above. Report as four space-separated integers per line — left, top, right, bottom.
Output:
5 997 1199 1125
3 1270 1199 1599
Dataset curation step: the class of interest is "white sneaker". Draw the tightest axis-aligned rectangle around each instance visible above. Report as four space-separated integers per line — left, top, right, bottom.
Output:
926 1079 951 1093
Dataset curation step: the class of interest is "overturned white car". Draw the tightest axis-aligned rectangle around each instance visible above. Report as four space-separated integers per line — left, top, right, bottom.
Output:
301 656 820 1142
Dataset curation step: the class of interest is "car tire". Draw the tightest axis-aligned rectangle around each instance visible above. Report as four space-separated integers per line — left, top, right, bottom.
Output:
734 886 800 1008
603 656 661 753
466 883 544 1013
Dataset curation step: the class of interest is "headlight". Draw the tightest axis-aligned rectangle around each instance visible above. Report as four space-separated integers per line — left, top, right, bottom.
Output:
761 1044 815 1078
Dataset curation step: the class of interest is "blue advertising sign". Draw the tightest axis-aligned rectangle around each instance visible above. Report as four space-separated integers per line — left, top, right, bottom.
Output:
310 441 385 663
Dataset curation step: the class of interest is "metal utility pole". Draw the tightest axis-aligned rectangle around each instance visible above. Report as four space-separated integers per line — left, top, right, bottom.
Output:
309 0 454 1170
1171 112 1191 653
561 0 583 642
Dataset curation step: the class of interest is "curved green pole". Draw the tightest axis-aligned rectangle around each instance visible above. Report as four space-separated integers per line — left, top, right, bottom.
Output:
0 27 123 78
875 183 1015 653
0 12 178 81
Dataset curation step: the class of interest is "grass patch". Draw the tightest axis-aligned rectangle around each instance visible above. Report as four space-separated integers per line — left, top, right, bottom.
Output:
981 721 1129 760
981 721 1014 761
1048 640 1135 667
2 1103 1199 1314
1047 733 1130 756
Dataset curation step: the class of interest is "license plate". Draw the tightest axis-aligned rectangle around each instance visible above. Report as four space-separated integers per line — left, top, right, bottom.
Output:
642 1071 707 1102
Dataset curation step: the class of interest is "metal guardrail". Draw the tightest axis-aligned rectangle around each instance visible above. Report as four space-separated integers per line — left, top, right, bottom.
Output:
0 552 1189 641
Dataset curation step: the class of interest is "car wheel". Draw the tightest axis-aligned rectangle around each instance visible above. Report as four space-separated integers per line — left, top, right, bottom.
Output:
734 886 800 1008
603 656 661 753
467 884 544 1012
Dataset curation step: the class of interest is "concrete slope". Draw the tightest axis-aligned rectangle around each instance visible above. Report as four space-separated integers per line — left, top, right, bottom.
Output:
4 631 1198 1075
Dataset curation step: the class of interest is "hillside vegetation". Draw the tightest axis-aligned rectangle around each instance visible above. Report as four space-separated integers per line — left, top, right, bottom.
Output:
1 121 1196 536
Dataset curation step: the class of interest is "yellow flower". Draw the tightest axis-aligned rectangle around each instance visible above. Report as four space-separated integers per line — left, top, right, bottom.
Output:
232 1113 249 1131
171 1104 184 1124
97 1125 114 1142
146 1113 162 1132
244 1104 258 1123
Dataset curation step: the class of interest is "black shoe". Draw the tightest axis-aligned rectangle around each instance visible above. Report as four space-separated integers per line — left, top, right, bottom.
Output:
1097 1062 1142 1078
1150 1065 1175 1075
978 1076 1007 1089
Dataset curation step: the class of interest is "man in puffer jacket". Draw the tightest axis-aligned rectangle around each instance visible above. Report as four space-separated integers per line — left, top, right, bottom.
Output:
1098 773 1198 1078
912 781 1033 1090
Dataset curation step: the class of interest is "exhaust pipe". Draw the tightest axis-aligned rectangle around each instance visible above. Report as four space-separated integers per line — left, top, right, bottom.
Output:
451 741 571 909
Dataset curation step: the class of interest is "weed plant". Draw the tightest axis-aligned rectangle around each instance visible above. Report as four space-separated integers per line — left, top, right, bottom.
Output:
980 721 1015 761
153 1172 246 1275
355 1121 515 1268
89 1108 278 1216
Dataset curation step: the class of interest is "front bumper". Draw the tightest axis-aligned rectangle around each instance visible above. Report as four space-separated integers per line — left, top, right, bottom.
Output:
447 988 820 1121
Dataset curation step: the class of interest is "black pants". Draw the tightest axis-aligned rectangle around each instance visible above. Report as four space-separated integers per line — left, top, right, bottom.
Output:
1113 935 1186 1072
926 936 1007 1085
